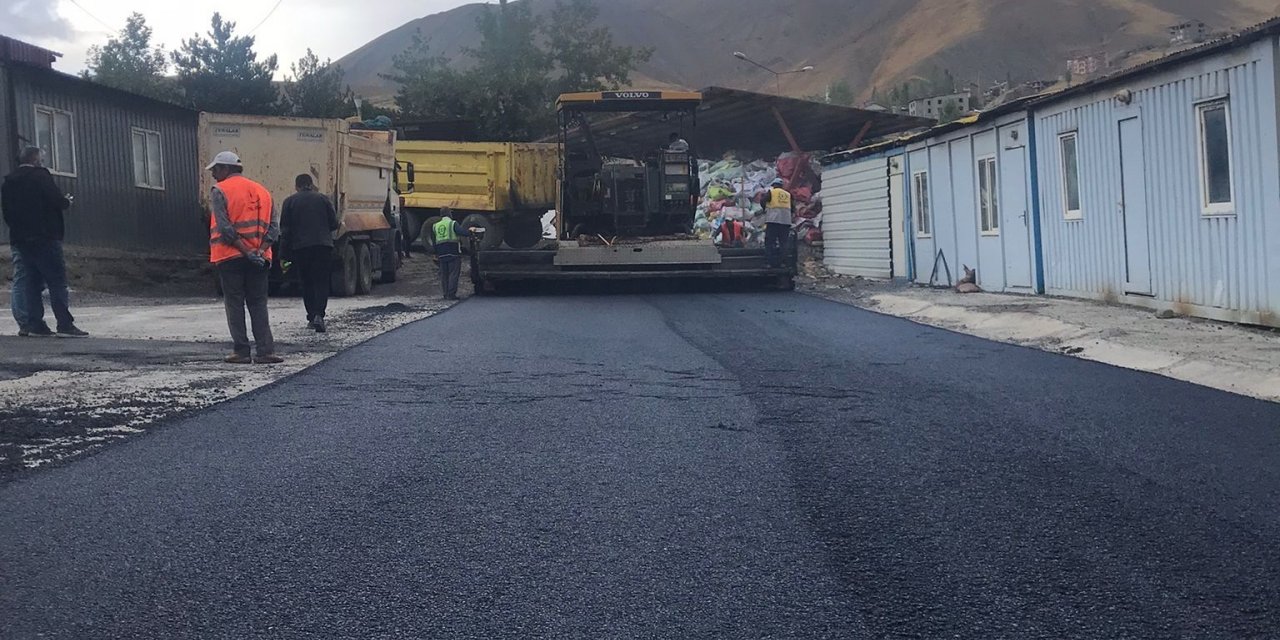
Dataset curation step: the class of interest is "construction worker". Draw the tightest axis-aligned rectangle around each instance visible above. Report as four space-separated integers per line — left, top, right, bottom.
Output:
206 151 283 364
761 177 794 268
280 173 339 333
715 216 746 249
430 207 474 300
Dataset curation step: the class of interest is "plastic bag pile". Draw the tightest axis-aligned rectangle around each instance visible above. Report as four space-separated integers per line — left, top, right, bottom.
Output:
694 152 824 246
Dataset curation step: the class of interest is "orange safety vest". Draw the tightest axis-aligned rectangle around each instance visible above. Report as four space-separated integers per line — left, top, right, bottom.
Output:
721 218 743 246
209 175 274 264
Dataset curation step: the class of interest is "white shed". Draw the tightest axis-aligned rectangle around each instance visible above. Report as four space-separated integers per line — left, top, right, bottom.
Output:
821 153 908 279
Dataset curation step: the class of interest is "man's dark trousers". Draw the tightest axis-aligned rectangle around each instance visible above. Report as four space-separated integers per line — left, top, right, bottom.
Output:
439 256 461 299
216 257 275 357
13 239 73 330
765 223 790 269
293 246 332 322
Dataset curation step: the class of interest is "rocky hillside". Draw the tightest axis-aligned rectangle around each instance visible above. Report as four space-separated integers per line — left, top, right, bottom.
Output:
337 0 1276 103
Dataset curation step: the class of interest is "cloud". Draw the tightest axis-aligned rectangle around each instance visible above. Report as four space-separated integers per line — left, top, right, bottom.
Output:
2 0 76 41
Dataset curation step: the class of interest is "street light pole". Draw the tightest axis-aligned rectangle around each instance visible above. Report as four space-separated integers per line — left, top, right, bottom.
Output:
732 51 814 97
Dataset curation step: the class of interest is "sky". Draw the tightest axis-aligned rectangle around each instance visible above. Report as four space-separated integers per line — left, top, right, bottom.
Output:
2 0 474 76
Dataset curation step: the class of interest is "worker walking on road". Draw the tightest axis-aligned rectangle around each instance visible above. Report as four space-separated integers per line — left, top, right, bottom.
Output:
430 207 473 300
761 178 794 269
207 151 283 364
1 146 87 338
281 173 340 334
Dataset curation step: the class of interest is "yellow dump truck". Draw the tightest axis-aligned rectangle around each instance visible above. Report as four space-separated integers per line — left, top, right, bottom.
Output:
396 141 557 251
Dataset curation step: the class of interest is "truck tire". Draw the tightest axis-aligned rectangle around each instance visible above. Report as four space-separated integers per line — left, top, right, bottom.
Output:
461 213 504 251
332 243 358 297
420 217 442 253
505 213 542 249
355 243 374 295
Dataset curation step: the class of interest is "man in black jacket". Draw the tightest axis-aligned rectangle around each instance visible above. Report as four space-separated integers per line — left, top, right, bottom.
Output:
280 173 339 333
1 147 87 337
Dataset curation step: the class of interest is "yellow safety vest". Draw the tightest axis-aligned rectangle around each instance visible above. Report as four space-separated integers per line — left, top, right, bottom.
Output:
433 218 458 244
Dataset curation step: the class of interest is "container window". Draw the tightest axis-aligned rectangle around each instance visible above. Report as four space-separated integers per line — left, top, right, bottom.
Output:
978 157 999 234
34 105 76 176
1197 100 1233 213
913 171 931 237
131 128 165 190
1059 132 1081 219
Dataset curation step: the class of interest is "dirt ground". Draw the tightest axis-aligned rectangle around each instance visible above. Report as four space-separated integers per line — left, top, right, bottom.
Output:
0 248 470 478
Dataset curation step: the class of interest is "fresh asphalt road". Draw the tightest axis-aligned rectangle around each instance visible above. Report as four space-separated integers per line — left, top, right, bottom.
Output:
3 291 1280 639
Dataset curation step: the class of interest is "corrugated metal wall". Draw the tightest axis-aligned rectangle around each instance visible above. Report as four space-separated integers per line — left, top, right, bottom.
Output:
823 157 892 279
1034 38 1280 324
7 66 203 254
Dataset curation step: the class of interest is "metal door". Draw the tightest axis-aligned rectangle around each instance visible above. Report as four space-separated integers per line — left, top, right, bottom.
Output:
1000 139 1033 288
1119 117 1152 294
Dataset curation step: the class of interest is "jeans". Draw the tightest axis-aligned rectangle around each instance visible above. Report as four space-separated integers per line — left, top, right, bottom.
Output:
438 256 461 299
293 245 332 321
216 257 275 357
765 223 790 269
11 240 73 330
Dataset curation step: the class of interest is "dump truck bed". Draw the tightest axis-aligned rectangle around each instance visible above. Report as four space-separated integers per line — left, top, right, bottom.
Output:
397 141 557 213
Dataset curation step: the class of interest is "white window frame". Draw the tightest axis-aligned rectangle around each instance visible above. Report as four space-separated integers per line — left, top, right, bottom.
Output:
977 155 999 235
913 170 932 238
33 104 76 177
131 127 165 190
1059 132 1082 220
1196 98 1234 216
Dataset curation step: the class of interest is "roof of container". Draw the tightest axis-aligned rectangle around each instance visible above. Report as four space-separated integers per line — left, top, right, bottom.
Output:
823 15 1280 166
0 35 60 68
557 86 932 158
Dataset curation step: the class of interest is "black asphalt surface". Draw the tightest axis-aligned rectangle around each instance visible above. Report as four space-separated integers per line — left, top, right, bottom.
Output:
3 292 1280 639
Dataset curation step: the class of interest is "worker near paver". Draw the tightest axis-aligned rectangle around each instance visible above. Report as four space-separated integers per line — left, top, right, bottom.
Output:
761 177 794 268
1 146 88 338
281 173 340 334
430 207 474 300
668 132 690 152
206 151 283 365
716 216 746 249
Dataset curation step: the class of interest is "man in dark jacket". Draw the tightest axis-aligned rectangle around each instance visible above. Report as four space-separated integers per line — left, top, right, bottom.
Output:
1 147 87 337
280 173 340 333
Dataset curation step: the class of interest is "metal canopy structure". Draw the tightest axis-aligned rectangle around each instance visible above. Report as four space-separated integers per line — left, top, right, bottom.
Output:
557 86 933 158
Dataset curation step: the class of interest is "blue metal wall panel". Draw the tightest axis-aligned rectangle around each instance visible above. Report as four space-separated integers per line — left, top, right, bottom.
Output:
1034 38 1280 324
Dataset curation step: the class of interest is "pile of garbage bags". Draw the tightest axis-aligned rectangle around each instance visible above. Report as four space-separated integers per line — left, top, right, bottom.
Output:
694 152 824 246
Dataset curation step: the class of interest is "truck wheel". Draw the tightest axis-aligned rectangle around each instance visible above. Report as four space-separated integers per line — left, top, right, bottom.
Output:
420 217 442 252
355 243 374 295
505 214 542 249
331 243 358 297
461 213 504 251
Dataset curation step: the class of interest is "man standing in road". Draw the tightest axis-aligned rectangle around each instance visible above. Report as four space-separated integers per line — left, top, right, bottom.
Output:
430 207 473 300
761 177 794 269
281 173 339 333
1 146 87 338
207 151 283 364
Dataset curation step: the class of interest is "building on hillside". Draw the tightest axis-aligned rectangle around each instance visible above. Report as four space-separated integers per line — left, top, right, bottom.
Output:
1169 21 1208 45
1066 51 1109 79
907 91 972 120
821 16 1280 326
0 35 203 253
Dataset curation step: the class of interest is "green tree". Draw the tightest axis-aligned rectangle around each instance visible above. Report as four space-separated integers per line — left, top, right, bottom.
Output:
171 13 279 114
938 101 963 122
544 0 652 95
827 80 855 106
83 13 177 102
389 0 650 141
282 49 354 118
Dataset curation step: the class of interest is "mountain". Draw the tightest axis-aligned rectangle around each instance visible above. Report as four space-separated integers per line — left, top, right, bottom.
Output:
337 0 1277 105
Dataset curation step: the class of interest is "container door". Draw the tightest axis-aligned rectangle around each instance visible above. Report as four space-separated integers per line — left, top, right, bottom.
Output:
889 159 907 278
1119 117 1151 294
999 130 1032 288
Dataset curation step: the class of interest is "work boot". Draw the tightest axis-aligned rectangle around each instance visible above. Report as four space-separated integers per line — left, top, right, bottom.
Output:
255 353 285 365
24 324 54 338
224 353 253 365
57 324 89 338
313 317 326 333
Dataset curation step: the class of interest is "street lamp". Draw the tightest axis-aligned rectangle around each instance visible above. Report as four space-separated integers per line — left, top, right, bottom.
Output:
733 51 814 96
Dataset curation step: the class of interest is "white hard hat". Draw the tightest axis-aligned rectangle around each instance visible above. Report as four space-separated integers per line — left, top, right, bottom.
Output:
205 151 242 170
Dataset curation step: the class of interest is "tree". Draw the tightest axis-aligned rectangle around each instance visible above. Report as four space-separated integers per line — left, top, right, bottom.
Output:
827 80 855 106
544 0 652 96
171 13 279 114
389 0 651 141
938 101 963 123
83 13 177 102
282 49 354 118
